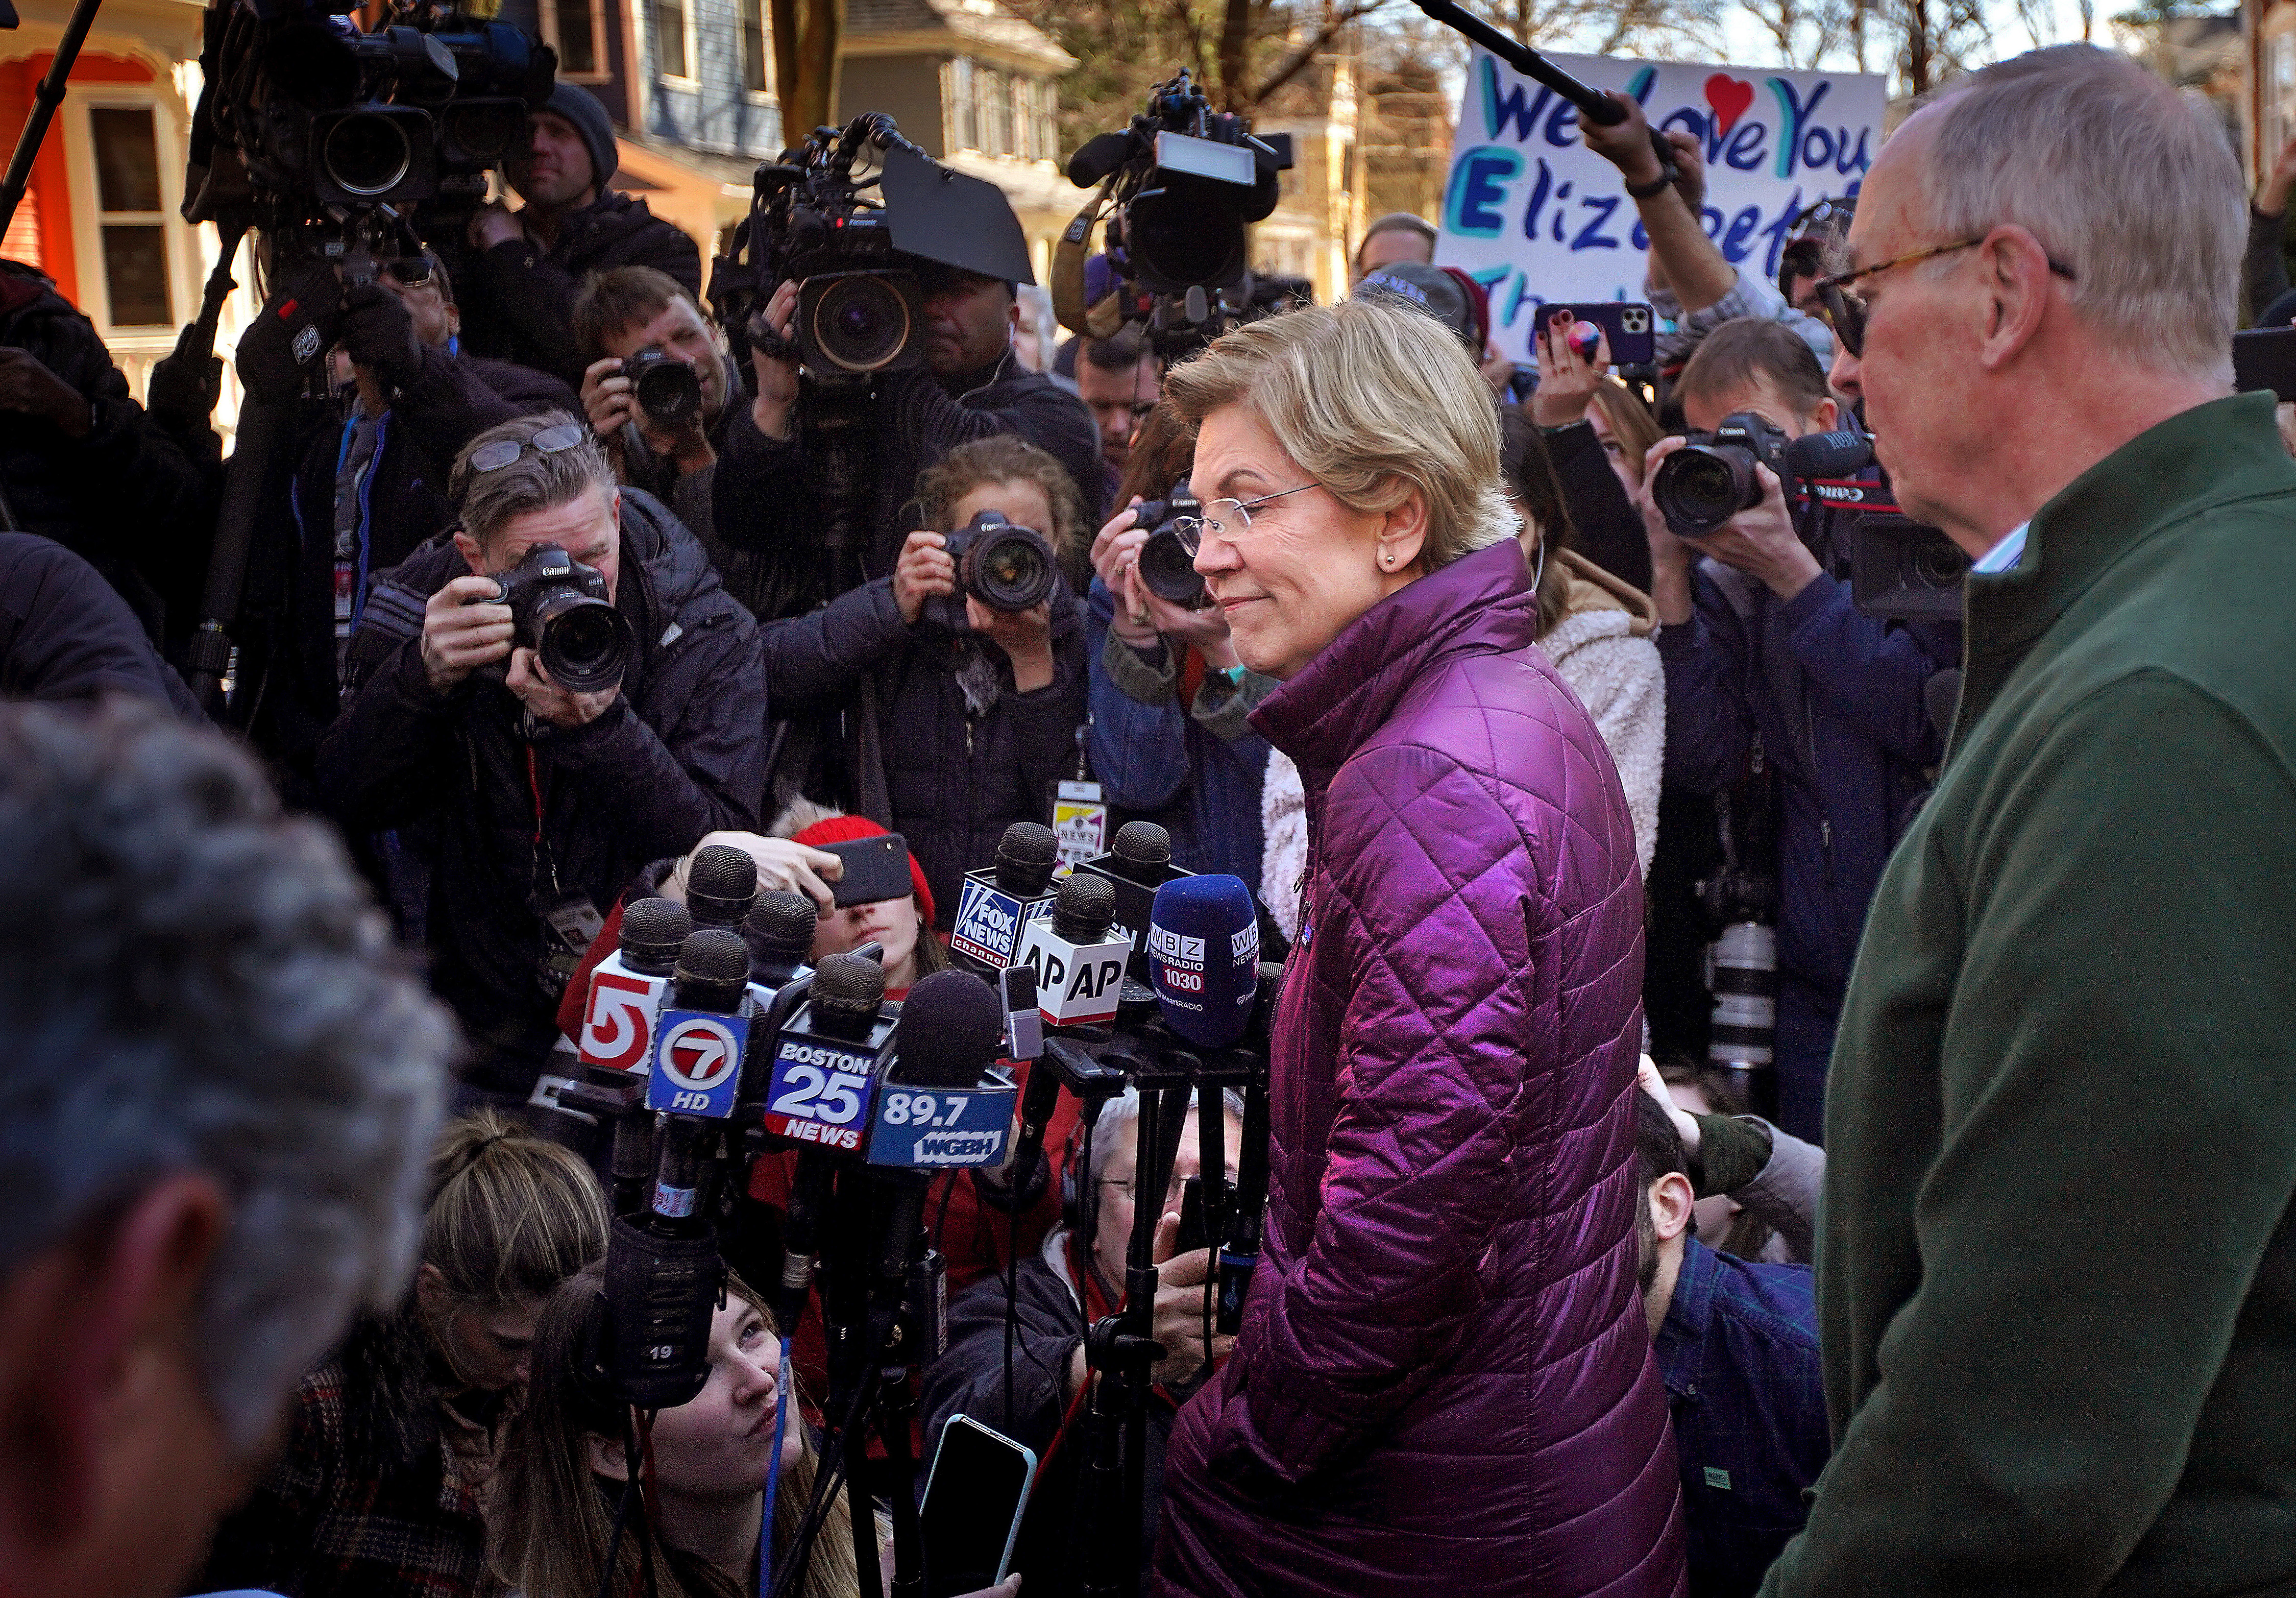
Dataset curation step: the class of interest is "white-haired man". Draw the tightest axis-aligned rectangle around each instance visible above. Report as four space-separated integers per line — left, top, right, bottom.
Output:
1762 44 2296 1595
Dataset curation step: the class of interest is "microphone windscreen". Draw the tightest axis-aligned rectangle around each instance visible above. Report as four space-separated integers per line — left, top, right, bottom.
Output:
813 951 888 1019
1781 430 1874 479
994 821 1058 895
892 969 1006 1086
1147 874 1260 1050
746 890 818 958
686 845 759 924
1050 870 1116 942
674 926 752 985
1067 130 1135 189
1112 821 1171 877
622 897 694 962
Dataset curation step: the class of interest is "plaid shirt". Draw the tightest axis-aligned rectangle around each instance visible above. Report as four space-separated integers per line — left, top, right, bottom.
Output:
1655 1236 1829 1598
196 1341 498 1598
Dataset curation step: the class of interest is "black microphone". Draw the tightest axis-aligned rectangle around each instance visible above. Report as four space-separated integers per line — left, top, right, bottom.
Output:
995 821 1059 897
1077 820 1188 988
1782 430 1874 479
1067 130 1137 189
1110 819 1172 882
686 844 759 930
1013 871 1131 1029
575 895 692 1078
810 952 888 1042
950 821 1060 973
745 888 817 994
886 969 1005 1087
647 927 753 1119
762 952 896 1156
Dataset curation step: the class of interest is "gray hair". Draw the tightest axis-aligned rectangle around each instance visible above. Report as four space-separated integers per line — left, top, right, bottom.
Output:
450 410 617 549
1086 1085 1251 1190
1013 284 1059 367
1918 43 2243 383
0 703 452 1449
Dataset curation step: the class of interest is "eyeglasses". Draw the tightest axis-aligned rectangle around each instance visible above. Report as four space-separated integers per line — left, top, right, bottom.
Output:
378 255 436 288
1170 482 1322 555
1816 237 2078 358
466 421 588 475
1098 1173 1238 1205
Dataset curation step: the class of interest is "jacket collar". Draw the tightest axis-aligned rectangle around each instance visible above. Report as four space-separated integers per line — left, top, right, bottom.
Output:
1654 1234 1722 1399
1968 392 2293 662
1250 538 1538 787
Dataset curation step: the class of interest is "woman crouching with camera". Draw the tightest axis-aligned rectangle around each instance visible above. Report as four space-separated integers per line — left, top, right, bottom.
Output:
1151 298 1681 1597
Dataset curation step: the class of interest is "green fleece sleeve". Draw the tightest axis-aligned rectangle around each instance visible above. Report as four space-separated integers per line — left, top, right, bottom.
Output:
1766 670 2296 1595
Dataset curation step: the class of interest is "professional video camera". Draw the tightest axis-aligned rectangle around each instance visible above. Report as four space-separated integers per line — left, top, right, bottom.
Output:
1651 415 1971 621
923 511 1060 632
1053 70 1295 359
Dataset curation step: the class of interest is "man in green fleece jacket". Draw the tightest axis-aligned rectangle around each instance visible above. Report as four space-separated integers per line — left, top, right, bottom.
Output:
1762 44 2296 1596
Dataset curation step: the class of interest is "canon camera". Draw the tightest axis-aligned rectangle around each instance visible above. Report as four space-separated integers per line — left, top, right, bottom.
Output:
485 543 632 693
1651 411 1790 540
924 511 1059 632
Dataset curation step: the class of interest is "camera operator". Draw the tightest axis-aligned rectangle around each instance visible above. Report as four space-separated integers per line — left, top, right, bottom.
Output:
318 412 766 1103
755 435 1088 924
240 250 578 795
922 1087 1244 1596
0 257 219 650
740 256 1104 579
1076 325 1161 509
199 1110 609 1598
1762 46 2296 1595
572 266 826 621
0 700 451 1598
1639 318 1954 1142
1088 406 1276 893
452 86 703 390
1577 96 1832 372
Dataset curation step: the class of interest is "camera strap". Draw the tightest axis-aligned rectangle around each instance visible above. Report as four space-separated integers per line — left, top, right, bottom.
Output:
526 747 603 999
1052 189 1128 338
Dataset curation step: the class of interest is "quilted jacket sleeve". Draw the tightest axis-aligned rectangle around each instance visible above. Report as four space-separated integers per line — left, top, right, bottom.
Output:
1206 742 1544 1492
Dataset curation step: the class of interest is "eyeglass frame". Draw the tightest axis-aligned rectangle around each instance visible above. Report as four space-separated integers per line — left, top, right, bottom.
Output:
1815 235 2078 358
377 254 437 288
1170 481 1324 556
465 420 590 476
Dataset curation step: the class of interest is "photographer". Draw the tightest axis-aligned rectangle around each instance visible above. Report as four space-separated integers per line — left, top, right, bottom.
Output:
922 1087 1243 1596
741 258 1103 580
1076 325 1161 508
199 1110 609 1598
454 86 703 389
572 266 823 621
240 251 577 793
0 258 218 649
318 412 766 1101
1088 406 1275 892
1641 318 1954 1141
754 435 1088 924
0 701 451 1598
1577 96 1832 372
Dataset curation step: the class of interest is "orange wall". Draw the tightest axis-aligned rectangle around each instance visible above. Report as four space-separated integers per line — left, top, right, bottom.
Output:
0 51 158 308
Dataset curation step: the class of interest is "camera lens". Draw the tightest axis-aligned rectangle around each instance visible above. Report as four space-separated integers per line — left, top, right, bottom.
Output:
633 359 703 425
967 527 1057 612
1138 527 1205 607
1912 538 1972 589
442 100 524 164
321 111 414 198
1652 445 1760 539
532 593 632 694
812 275 912 372
1129 192 1247 292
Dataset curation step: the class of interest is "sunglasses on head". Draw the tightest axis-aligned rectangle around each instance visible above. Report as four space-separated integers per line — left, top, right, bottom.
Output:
466 421 588 475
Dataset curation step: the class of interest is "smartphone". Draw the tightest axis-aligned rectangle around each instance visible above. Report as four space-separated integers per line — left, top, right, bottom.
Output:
920 1413 1037 1596
824 833 913 909
1541 301 1657 368
2233 326 2296 402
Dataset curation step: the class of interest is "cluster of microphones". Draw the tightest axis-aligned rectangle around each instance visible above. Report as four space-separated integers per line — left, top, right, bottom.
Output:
564 818 1278 1414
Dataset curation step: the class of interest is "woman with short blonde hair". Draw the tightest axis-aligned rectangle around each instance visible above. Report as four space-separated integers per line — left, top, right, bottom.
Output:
1154 297 1680 1597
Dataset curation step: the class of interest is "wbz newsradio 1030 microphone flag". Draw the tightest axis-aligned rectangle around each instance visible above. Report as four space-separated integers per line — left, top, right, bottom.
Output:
1147 874 1261 1050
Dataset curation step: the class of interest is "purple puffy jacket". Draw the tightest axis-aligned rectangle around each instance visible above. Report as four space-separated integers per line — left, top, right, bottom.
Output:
1154 540 1684 1597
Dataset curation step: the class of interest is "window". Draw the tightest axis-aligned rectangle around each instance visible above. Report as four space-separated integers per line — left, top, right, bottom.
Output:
742 0 772 95
89 107 169 328
655 0 692 81
984 70 1011 156
949 58 976 152
1026 79 1057 161
545 0 602 77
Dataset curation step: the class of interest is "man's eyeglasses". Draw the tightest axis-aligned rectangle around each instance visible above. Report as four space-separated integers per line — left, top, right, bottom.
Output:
1816 237 2077 358
378 256 436 288
466 421 588 475
1171 481 1322 556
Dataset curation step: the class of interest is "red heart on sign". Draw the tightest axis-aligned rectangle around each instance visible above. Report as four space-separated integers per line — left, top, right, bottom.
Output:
1705 74 1756 138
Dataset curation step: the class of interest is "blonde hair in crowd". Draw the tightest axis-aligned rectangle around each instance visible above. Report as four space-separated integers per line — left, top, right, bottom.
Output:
488 1267 860 1598
421 1109 609 1309
1161 297 1517 572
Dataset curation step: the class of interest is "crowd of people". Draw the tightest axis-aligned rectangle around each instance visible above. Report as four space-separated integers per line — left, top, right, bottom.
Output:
3 36 2293 1598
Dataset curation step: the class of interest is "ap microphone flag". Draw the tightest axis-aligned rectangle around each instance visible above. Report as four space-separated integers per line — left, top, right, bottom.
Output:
1147 874 1260 1050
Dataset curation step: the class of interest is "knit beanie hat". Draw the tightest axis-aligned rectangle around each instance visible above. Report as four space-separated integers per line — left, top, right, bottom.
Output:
1355 261 1482 358
789 813 935 927
544 84 619 191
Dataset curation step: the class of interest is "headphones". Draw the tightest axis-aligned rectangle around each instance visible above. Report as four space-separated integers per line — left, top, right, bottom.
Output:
1058 1106 1095 1234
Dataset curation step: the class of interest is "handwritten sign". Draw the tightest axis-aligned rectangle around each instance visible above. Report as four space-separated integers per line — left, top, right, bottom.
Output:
1435 51 1886 363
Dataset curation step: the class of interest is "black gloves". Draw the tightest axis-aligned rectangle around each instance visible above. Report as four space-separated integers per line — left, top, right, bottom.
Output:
236 260 347 405
338 282 424 391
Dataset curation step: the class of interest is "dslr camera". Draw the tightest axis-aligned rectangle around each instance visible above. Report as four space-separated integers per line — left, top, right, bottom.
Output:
483 543 632 693
619 346 704 426
1133 482 1206 608
1650 411 1789 539
924 512 1059 632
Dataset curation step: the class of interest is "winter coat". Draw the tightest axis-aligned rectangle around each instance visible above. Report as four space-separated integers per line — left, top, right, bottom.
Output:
1764 394 2296 1597
0 534 200 715
450 191 703 390
0 260 218 645
1084 576 1273 890
1155 538 1684 1598
239 349 576 794
756 573 1086 926
316 489 765 1087
1260 547 1665 938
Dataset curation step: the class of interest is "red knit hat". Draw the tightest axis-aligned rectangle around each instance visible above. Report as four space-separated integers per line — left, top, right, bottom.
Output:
789 814 935 927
